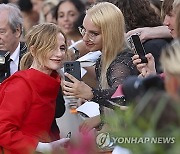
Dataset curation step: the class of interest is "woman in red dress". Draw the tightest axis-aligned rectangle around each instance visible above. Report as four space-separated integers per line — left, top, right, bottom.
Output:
0 23 69 154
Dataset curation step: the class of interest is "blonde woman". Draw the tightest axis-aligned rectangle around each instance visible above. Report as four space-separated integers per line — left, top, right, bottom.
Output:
160 39 180 100
173 0 180 37
0 23 69 154
63 2 138 131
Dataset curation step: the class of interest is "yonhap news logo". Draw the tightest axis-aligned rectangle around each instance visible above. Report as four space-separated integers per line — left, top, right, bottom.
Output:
96 132 175 149
96 132 113 149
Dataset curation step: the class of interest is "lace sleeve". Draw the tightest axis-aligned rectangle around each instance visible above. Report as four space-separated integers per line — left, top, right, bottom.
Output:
91 52 138 108
108 61 135 88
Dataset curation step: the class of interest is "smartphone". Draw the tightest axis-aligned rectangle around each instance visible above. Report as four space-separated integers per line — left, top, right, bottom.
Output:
64 61 81 82
128 34 148 63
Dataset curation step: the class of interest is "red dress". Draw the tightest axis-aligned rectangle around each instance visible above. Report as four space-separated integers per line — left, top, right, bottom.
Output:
0 68 60 154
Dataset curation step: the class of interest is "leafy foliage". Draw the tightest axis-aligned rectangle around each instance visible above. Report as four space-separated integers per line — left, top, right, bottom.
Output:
105 90 180 154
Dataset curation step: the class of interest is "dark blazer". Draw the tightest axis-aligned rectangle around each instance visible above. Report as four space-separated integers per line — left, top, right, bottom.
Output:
19 42 28 66
1 42 65 141
0 42 27 82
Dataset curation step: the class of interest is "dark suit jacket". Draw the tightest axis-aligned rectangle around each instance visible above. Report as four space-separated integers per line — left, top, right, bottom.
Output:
0 42 27 82
19 42 28 67
1 42 65 141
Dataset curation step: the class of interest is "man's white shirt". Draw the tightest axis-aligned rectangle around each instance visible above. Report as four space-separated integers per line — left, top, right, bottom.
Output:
10 43 20 75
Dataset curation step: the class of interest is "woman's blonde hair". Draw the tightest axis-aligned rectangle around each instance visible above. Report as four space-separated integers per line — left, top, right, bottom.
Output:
175 8 180 38
173 0 180 11
87 2 126 89
173 0 180 38
160 39 180 75
20 23 67 70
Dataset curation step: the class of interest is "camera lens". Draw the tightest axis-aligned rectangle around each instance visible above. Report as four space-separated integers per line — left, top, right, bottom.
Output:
66 63 70 67
66 68 70 72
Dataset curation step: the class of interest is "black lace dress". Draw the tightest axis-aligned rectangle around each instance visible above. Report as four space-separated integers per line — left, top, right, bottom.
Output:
91 48 138 108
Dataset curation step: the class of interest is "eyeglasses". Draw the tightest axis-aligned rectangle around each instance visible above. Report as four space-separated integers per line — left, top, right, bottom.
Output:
78 26 100 42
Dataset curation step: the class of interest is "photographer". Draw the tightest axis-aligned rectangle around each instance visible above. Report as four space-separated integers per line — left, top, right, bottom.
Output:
0 3 26 82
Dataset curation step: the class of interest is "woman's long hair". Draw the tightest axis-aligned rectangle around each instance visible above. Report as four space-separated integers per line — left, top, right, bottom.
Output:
87 2 126 89
20 23 67 70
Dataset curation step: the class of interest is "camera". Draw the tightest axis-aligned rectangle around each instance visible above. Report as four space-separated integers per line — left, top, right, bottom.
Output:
0 50 11 82
122 75 164 101
64 61 81 82
112 75 165 105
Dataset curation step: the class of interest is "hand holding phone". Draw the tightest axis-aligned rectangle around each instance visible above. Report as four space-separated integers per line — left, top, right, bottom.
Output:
64 61 81 82
128 34 148 63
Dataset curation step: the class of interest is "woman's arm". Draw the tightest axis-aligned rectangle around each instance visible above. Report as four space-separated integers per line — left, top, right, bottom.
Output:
63 53 138 108
0 78 38 153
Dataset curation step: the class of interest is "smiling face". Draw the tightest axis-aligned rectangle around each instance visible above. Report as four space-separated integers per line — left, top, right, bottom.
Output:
82 14 102 52
42 33 66 74
57 1 80 35
163 10 177 38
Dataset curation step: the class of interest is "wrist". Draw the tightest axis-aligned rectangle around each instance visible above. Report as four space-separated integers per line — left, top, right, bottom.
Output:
36 142 52 153
88 88 94 100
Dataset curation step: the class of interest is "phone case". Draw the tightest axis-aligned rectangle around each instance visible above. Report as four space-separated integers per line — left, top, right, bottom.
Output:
64 61 81 82
128 34 147 63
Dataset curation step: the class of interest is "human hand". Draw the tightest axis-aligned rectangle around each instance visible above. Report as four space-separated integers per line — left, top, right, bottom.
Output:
50 138 70 150
79 115 101 133
63 73 93 100
126 27 153 43
132 53 156 78
36 138 70 153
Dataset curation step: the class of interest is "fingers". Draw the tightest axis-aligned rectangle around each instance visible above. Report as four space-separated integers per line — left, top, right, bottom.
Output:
63 80 74 88
79 122 90 133
132 54 139 61
50 138 70 151
63 80 74 95
136 63 146 71
64 72 80 83
133 58 141 66
63 90 75 97
145 53 154 59
58 138 70 146
132 54 141 65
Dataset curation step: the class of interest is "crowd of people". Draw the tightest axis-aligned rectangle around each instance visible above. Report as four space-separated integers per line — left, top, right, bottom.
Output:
0 0 180 153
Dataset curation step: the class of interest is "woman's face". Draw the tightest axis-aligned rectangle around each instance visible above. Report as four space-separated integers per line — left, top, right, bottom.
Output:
82 14 102 52
57 1 80 35
43 33 66 74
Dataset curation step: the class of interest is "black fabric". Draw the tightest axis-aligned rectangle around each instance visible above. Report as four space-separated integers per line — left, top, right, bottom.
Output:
6 59 12 77
0 42 26 82
50 87 65 141
91 49 138 108
143 38 172 73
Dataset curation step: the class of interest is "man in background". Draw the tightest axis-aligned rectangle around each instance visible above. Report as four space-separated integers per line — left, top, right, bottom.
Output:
0 3 27 82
